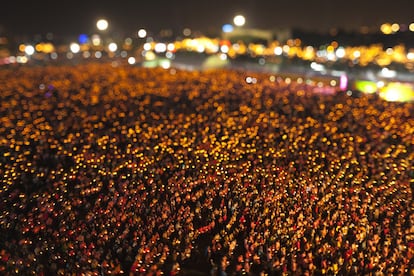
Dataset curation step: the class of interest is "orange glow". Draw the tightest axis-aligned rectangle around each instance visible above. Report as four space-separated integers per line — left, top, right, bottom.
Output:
18 44 26 52
35 44 43 52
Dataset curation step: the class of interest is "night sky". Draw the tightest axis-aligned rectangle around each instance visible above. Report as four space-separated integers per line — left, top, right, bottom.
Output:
1 0 414 37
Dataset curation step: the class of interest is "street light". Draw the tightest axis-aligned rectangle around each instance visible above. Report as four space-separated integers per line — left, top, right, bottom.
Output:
233 15 246 27
70 43 80 54
96 19 109 31
138 29 147 38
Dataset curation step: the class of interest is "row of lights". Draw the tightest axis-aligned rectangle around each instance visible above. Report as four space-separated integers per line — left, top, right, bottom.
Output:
380 22 414 34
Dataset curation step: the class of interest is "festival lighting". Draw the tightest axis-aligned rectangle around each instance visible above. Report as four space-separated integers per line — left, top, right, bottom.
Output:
128 57 136 65
222 24 234 33
91 35 102 46
183 28 192 36
380 23 392 34
24 45 35 56
391 23 400 33
379 67 397 78
274 46 283 55
108 42 118 52
143 42 152 51
379 82 414 102
233 15 246 27
339 75 348 91
96 19 109 31
70 43 80 54
154 43 167 53
354 80 378 94
78 34 89 44
138 29 147 38
335 47 346 58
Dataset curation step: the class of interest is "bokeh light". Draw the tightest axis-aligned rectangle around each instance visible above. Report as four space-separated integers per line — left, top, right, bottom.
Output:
380 23 392 34
391 23 400 33
339 75 348 91
138 29 147 38
154 43 167 53
91 35 101 46
274 46 283 55
127 56 136 64
78 34 89 44
222 24 234 33
354 80 377 94
335 47 346 58
108 42 118 52
96 19 109 31
70 43 80 54
379 82 414 102
183 28 192 36
24 45 35 55
233 15 246 27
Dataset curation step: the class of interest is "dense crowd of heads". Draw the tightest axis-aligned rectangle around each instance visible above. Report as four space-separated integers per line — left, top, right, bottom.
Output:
0 63 413 275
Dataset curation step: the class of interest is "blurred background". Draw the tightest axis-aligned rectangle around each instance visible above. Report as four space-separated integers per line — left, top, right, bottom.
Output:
1 0 414 102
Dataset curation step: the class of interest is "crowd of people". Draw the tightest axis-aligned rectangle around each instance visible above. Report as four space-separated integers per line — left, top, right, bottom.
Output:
0 63 413 275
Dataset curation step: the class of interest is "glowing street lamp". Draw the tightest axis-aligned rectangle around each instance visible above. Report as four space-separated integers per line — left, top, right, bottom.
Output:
233 15 246 27
108 42 118 52
138 29 147 38
70 43 80 54
96 19 109 31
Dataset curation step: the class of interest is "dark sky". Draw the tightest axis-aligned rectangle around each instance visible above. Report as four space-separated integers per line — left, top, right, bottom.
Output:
1 0 414 37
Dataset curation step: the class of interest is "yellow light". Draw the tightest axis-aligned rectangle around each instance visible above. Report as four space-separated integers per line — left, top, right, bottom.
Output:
391 23 400 33
353 50 361 58
409 23 414 32
379 83 414 102
43 43 55 53
326 45 334 53
380 23 392 34
145 51 156 61
35 43 44 52
91 35 101 46
19 44 26 52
